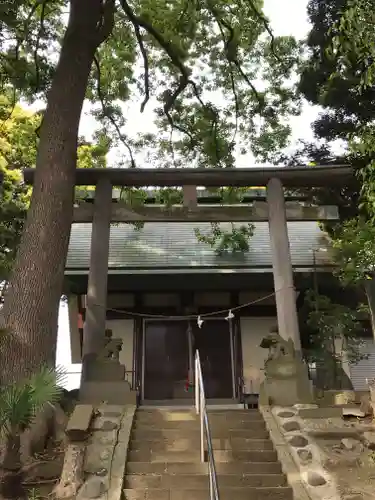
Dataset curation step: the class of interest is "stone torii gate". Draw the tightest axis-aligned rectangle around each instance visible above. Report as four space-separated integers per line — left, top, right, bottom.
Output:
24 165 354 398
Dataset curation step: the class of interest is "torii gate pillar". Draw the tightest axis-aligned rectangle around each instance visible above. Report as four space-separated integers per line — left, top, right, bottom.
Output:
267 177 301 352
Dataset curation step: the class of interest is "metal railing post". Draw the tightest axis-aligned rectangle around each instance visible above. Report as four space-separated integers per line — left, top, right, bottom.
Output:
194 350 220 500
200 390 204 463
209 460 214 500
195 355 199 415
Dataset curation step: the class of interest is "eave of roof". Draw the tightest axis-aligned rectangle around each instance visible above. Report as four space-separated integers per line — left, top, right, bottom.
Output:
65 221 332 272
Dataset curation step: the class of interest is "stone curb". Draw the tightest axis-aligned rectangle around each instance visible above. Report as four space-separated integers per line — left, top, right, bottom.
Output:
264 405 343 500
78 404 137 500
106 405 136 500
259 405 313 500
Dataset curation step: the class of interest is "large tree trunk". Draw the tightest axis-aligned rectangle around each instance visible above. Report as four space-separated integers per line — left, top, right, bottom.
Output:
1 428 25 500
364 278 375 339
2 428 22 471
368 379 375 420
0 0 114 385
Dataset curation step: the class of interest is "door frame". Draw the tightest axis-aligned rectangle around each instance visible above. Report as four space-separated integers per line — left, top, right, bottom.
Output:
141 317 236 400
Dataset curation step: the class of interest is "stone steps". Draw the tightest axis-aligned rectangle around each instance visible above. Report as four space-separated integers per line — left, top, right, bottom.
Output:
136 409 262 419
131 427 270 439
123 408 292 500
126 461 283 475
128 449 278 462
125 472 288 488
122 486 293 500
136 410 265 425
141 399 238 407
130 437 274 451
133 419 267 431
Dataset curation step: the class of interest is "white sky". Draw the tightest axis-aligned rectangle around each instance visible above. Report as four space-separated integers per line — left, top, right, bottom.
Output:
57 0 315 388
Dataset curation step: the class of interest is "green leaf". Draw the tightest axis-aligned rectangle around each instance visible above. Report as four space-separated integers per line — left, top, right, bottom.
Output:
0 366 66 437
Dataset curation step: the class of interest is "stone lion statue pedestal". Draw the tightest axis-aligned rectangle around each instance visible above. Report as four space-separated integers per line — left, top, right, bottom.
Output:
79 330 137 405
258 332 314 407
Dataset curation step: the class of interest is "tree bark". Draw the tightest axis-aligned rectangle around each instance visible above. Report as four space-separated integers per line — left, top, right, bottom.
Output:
364 278 375 339
0 0 115 385
2 430 21 471
0 429 25 500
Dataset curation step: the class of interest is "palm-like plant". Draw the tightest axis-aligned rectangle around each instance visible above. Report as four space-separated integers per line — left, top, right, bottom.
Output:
0 366 66 471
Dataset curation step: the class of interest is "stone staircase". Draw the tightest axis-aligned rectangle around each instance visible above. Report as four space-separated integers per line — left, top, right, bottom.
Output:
122 407 293 500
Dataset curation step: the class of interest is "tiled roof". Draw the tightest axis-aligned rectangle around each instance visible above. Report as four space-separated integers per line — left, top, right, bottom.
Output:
66 222 332 271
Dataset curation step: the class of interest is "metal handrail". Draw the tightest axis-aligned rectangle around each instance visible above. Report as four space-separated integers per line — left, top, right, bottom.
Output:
195 350 220 500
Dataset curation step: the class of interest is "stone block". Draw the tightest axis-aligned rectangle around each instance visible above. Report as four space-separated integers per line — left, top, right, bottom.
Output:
84 444 113 474
66 405 95 441
110 442 129 479
79 381 137 405
259 360 313 406
359 394 373 416
298 407 342 419
88 429 118 446
342 406 366 418
97 405 125 417
78 476 108 499
84 360 126 382
306 471 327 487
316 390 359 407
118 422 133 443
363 431 375 450
92 419 119 431
333 390 356 405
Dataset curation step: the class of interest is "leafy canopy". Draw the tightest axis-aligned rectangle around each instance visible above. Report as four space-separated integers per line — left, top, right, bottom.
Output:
0 94 36 280
1 0 302 167
331 218 375 286
330 0 375 90
292 1 375 344
86 0 302 168
296 0 375 280
1 0 304 255
299 0 375 143
0 93 109 279
304 290 366 365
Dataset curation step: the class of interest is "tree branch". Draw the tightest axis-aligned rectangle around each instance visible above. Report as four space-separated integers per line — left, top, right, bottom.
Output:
210 15 239 144
119 0 192 121
210 9 263 105
119 0 207 128
93 55 137 167
245 0 282 63
33 0 48 93
96 0 116 44
127 19 150 112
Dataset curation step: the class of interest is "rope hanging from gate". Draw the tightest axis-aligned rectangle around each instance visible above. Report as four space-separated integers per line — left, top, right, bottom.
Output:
88 285 296 323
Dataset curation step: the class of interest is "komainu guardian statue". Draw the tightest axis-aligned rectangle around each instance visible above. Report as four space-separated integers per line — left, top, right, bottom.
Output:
258 326 313 406
98 329 123 361
79 328 137 405
260 328 297 379
260 331 295 361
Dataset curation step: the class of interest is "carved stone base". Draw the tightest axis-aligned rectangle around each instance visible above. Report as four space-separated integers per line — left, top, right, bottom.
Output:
259 359 314 406
79 332 138 406
79 381 137 405
83 360 126 382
